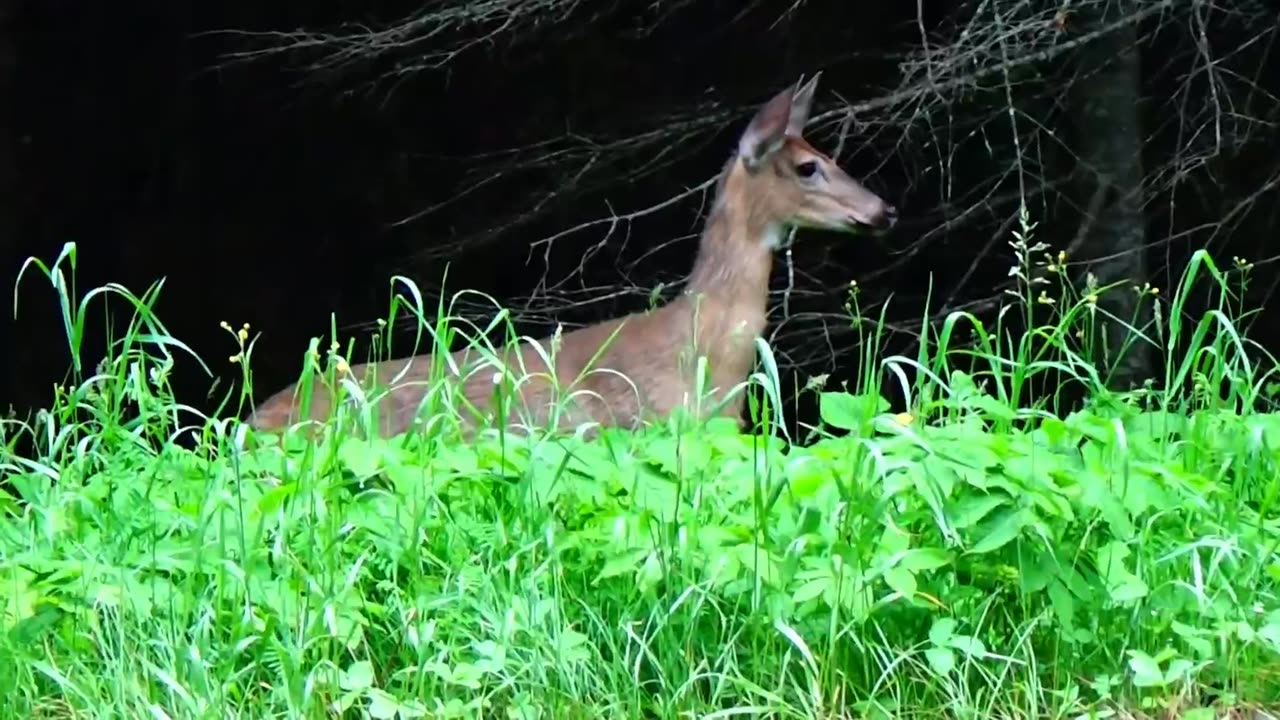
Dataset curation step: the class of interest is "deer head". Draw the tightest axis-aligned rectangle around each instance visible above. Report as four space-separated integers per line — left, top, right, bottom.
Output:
734 73 897 244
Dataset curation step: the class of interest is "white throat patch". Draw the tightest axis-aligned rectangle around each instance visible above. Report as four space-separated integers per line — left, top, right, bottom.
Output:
761 224 785 250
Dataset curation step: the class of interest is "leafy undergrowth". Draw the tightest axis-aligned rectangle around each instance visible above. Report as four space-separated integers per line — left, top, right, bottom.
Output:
2 240 1280 718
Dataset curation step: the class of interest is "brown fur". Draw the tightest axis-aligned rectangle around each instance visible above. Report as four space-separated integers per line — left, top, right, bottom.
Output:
247 74 897 439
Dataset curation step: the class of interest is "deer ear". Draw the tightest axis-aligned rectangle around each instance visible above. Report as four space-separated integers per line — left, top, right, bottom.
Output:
738 84 795 170
786 72 821 137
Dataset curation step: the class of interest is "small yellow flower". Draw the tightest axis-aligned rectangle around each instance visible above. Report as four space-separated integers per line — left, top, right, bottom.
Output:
1037 291 1056 305
336 358 350 374
229 353 242 364
219 320 231 330
238 328 249 342
1085 293 1097 305
893 412 914 426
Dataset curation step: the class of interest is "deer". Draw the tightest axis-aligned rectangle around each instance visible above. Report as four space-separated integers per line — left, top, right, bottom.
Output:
246 73 897 440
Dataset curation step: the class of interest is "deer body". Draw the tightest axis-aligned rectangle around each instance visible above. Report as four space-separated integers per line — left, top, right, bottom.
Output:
248 74 896 439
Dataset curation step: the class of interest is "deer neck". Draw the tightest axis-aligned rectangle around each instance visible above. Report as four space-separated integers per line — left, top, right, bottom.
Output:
683 164 777 313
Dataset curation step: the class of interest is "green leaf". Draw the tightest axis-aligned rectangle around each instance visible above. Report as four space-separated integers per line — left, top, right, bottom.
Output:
947 635 987 658
1047 579 1077 639
1127 651 1165 688
883 567 917 599
787 457 828 500
900 548 954 573
947 494 1008 529
341 661 375 691
793 578 830 605
593 549 646 585
925 647 956 676
966 393 1016 421
1097 541 1149 604
339 441 387 479
968 508 1026 555
819 392 889 431
638 552 664 593
1038 417 1069 446
646 435 713 476
929 618 957 646
366 689 400 719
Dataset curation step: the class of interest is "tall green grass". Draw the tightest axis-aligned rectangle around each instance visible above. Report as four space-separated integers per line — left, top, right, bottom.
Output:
2 224 1279 719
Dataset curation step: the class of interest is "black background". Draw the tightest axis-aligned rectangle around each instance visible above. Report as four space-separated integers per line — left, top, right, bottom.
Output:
3 0 1278 436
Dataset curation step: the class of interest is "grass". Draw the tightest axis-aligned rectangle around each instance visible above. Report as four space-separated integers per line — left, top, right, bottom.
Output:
2 216 1280 719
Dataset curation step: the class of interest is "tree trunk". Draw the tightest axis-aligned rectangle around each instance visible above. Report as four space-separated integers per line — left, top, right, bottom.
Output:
1067 3 1151 389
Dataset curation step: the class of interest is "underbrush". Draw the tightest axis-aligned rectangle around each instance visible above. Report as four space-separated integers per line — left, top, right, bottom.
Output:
2 230 1279 719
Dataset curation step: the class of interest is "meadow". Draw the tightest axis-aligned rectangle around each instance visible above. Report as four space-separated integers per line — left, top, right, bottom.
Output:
2 226 1279 719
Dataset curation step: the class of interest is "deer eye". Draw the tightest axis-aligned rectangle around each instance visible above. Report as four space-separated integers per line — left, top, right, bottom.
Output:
795 161 819 178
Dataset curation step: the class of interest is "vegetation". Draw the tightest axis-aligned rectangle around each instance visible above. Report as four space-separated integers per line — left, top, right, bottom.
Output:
3 218 1279 719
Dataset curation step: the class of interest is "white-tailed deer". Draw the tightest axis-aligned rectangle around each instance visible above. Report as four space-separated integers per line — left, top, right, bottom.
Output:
248 73 897 439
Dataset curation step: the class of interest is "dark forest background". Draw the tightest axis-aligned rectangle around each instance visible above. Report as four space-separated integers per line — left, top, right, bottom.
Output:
1 0 1278 433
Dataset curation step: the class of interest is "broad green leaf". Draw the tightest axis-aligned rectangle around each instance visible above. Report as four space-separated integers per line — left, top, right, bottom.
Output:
338 441 386 479
900 548 953 572
1037 416 1070 446
555 628 592 665
1014 544 1054 593
793 578 830 605
922 455 959 497
968 508 1027 555
819 392 889 431
341 661 375 691
1127 651 1164 688
883 566 917 599
966 393 1016 421
947 494 1008 529
929 618 957 646
735 544 784 588
1110 576 1149 603
1097 541 1149 604
949 370 978 396
925 647 956 676
1047 579 1077 639
366 689 400 719
1172 622 1214 659
593 549 646 585
448 662 486 689
646 435 713 477
947 635 987 658
786 456 828 500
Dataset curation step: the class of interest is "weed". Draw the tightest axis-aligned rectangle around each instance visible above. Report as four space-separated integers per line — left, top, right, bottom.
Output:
2 225 1279 719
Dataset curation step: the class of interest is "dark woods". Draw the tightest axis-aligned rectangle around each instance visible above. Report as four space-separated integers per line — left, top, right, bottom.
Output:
2 0 1278 436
